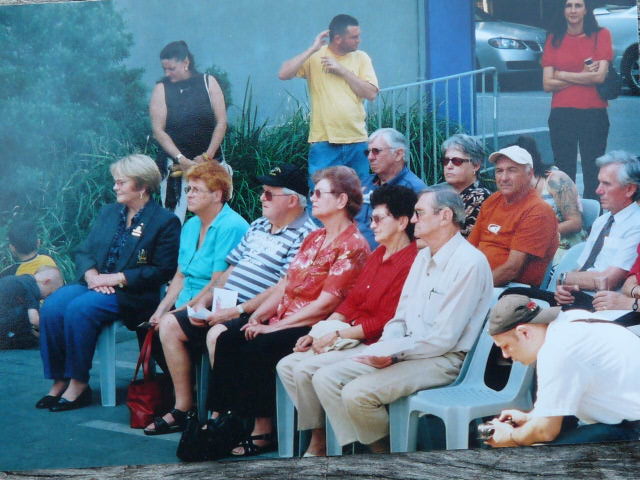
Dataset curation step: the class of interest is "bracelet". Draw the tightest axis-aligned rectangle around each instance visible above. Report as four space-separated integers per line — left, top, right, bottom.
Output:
633 298 638 312
117 272 126 289
236 304 245 315
202 152 212 162
631 285 639 299
175 153 184 162
558 272 566 286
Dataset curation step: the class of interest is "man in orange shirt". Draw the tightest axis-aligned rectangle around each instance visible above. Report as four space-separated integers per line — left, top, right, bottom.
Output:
468 145 558 287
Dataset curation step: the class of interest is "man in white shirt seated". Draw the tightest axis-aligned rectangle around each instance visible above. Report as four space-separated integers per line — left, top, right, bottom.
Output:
555 151 640 308
311 186 493 453
487 294 640 447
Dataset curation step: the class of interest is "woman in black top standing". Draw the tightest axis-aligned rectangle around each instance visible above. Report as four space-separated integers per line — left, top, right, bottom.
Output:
150 41 227 222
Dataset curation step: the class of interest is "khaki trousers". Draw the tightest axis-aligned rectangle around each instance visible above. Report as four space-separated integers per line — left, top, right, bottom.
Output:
276 345 368 430
312 351 464 446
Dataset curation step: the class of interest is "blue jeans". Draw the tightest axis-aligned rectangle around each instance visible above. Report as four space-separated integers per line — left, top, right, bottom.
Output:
552 419 640 445
39 284 120 383
308 141 369 188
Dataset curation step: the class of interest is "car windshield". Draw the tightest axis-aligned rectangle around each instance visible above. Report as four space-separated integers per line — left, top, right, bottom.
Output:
475 8 495 22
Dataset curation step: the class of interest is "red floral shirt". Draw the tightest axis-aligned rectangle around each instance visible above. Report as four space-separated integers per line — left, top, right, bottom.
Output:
268 224 370 325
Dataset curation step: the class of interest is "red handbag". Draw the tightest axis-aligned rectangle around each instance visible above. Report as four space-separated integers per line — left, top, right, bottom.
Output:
126 328 174 428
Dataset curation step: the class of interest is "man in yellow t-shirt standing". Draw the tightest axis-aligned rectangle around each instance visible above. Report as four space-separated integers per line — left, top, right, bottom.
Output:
278 14 379 187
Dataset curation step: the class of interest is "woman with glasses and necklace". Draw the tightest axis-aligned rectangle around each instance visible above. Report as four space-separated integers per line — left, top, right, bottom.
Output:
36 155 181 412
276 184 418 457
440 134 491 238
143 161 248 435
205 166 370 456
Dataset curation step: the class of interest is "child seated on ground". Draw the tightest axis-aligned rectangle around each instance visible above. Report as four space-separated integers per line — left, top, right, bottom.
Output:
0 219 57 278
0 266 63 349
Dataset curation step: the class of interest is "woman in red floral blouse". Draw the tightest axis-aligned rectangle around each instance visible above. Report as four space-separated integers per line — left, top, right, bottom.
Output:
277 184 419 457
207 166 370 456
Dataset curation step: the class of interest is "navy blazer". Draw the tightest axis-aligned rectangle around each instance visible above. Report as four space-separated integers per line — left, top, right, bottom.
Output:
75 200 181 329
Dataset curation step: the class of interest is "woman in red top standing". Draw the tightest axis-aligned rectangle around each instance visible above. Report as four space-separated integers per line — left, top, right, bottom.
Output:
542 0 613 200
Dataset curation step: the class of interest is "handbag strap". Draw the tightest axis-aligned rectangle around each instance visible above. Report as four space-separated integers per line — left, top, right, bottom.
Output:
132 328 155 382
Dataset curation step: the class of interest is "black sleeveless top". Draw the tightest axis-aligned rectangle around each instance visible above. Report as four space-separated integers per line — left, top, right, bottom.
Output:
161 73 216 159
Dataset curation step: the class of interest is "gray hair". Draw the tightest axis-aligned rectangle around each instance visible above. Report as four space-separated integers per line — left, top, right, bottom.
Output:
369 128 408 163
596 150 640 201
110 154 162 194
419 185 466 229
282 187 307 208
440 133 485 168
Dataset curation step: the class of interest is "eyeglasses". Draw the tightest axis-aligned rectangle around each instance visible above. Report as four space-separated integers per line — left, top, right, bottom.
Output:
364 147 393 156
441 157 471 167
310 189 339 199
369 213 392 225
413 209 427 220
261 190 293 201
114 178 131 187
184 186 212 195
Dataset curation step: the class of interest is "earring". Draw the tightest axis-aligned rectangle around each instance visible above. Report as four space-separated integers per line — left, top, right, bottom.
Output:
139 191 143 200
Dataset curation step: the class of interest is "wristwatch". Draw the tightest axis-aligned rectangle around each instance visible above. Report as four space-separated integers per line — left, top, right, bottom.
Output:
236 304 245 315
175 153 184 162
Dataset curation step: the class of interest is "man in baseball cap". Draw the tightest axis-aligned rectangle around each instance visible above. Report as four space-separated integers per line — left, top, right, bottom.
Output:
468 145 558 287
486 294 640 447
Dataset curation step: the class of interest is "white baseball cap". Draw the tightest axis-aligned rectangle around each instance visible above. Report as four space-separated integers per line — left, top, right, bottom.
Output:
488 145 533 167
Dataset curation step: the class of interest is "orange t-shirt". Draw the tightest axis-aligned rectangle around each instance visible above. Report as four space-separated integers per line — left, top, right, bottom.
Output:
468 189 558 286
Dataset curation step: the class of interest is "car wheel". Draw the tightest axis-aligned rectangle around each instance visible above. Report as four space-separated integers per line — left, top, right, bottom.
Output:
622 46 639 95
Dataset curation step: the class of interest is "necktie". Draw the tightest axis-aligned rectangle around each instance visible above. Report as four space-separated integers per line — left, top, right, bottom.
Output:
579 215 614 271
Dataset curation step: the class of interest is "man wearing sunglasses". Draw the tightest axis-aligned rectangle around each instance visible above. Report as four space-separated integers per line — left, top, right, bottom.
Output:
278 14 378 187
356 128 426 248
468 146 558 287
190 164 317 325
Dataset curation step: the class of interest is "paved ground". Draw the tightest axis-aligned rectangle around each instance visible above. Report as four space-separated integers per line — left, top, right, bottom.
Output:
0 326 278 472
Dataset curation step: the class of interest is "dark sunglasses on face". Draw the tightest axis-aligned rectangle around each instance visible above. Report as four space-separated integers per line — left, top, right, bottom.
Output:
441 157 471 167
310 189 338 199
261 190 293 201
364 147 392 156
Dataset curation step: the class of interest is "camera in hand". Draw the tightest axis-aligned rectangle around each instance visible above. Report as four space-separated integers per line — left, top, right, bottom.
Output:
477 422 496 441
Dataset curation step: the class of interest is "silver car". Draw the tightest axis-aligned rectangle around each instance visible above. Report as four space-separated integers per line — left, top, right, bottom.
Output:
594 5 639 94
475 8 546 77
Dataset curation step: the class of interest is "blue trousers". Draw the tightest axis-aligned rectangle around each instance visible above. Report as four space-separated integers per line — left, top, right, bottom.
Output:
39 284 120 383
552 419 640 445
308 141 369 188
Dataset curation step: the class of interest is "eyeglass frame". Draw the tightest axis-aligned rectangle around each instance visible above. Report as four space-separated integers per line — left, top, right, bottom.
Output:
364 147 395 157
440 156 472 167
184 185 213 195
261 189 294 201
310 189 341 199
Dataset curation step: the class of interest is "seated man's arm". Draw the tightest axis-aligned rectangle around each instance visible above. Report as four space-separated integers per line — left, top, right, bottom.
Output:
492 250 529 287
564 266 629 292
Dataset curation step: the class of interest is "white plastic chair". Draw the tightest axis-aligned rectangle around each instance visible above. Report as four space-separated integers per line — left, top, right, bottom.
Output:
581 198 601 234
548 242 586 292
388 311 543 452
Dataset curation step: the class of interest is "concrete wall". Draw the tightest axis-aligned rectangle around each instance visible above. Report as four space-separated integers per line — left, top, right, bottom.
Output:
113 0 425 123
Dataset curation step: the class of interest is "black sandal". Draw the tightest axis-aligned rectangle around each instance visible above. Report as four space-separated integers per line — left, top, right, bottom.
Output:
231 432 276 457
144 408 188 436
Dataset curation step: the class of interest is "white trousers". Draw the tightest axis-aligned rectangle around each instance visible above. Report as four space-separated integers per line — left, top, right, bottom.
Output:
312 351 464 446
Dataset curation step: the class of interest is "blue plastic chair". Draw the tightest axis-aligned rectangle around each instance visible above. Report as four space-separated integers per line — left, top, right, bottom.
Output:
548 242 586 292
388 302 546 452
194 351 210 422
95 321 118 407
581 198 601 234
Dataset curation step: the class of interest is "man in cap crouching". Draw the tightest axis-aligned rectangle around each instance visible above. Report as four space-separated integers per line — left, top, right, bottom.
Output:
486 294 640 447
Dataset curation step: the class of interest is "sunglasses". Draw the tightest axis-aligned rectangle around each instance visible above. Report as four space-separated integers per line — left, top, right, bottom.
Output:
369 213 391 225
184 186 211 195
364 147 393 156
441 157 471 167
261 190 293 201
310 189 339 199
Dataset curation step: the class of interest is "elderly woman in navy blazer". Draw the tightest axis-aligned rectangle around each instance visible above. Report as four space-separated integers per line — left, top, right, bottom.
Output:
36 154 181 412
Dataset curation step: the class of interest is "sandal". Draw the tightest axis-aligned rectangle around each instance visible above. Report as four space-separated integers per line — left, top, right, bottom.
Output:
144 408 188 436
231 432 276 457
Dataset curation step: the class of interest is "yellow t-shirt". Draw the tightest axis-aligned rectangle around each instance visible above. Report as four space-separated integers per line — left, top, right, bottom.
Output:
297 46 378 144
15 254 57 276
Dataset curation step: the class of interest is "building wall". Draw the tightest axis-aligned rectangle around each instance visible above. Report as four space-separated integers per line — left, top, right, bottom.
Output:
113 0 425 124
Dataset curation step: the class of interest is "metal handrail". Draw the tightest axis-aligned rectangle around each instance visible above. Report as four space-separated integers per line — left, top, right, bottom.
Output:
368 67 499 185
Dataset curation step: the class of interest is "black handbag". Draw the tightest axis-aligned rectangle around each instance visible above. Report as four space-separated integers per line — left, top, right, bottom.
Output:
596 64 622 101
176 410 251 462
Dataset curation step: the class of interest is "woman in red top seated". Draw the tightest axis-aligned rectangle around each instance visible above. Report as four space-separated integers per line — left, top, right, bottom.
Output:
207 166 370 456
277 184 419 457
593 243 640 311
542 0 613 199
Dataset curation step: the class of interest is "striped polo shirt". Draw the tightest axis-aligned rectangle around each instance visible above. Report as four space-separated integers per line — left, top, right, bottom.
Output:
224 212 317 302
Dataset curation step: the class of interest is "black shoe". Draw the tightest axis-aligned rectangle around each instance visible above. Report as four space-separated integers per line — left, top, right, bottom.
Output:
35 395 61 409
49 387 92 412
